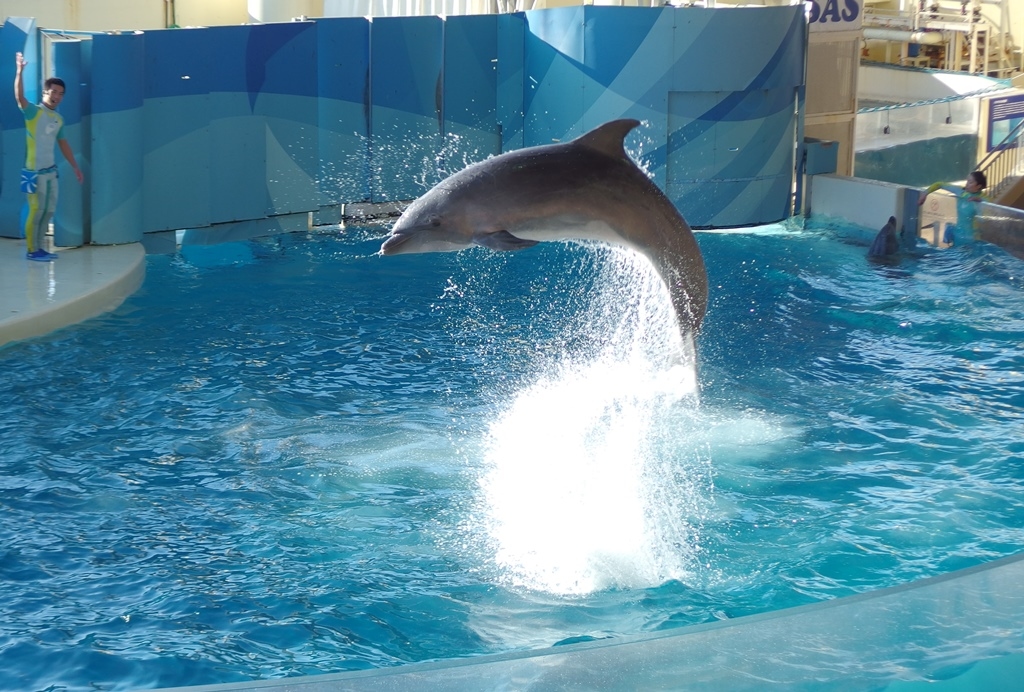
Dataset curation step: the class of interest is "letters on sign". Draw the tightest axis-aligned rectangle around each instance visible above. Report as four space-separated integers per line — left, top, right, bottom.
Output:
805 0 862 31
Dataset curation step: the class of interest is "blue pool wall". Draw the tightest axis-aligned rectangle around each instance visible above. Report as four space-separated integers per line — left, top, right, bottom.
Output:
0 6 805 245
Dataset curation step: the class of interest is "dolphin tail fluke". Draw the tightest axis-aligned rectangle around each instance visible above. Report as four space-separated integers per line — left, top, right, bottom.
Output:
575 119 641 161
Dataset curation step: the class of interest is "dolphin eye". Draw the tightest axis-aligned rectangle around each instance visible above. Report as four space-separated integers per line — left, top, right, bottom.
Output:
429 217 441 227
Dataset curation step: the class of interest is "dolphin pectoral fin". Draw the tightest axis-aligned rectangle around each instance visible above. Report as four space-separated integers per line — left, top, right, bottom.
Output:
472 230 540 251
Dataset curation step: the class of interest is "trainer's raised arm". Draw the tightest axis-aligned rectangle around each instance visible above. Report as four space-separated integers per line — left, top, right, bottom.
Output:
14 52 28 109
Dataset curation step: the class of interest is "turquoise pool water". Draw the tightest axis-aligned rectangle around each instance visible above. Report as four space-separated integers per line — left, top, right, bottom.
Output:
1 224 1022 690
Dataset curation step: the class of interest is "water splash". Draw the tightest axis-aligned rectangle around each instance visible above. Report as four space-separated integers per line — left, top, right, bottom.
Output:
473 245 711 595
317 127 493 201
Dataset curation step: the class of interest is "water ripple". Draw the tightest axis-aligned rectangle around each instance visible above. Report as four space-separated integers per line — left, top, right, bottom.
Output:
1 229 1022 689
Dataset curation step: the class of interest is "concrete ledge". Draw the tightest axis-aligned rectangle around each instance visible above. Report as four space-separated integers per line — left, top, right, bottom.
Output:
977 204 1024 259
0 239 146 349
154 552 1024 691
808 174 906 237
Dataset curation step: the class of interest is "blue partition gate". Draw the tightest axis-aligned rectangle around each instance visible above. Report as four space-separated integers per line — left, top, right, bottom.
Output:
0 6 806 244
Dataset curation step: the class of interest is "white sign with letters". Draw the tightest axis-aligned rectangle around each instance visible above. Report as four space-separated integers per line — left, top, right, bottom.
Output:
805 0 863 32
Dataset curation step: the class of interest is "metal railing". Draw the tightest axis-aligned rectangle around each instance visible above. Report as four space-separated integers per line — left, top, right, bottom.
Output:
863 0 1017 76
976 117 1024 200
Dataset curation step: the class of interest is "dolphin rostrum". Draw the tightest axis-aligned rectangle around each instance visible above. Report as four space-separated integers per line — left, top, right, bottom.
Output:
380 119 708 341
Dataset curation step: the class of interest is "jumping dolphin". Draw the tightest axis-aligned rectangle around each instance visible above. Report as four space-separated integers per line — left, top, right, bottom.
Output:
380 119 709 340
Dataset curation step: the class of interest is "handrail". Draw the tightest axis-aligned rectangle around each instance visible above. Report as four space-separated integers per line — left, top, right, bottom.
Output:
977 117 1024 200
856 84 1010 114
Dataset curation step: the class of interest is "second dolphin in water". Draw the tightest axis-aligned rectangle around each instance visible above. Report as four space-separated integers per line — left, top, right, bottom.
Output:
380 119 708 342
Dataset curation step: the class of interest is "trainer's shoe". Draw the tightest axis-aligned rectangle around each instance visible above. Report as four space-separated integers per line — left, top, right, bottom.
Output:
26 249 55 262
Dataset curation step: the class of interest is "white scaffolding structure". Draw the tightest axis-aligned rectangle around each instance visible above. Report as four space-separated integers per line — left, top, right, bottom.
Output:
863 0 1018 75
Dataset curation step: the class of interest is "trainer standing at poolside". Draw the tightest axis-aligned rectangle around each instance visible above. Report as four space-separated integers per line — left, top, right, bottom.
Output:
14 51 83 262
918 170 988 247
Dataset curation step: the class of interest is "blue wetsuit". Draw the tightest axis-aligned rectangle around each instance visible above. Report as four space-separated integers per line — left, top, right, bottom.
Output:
20 101 65 254
924 182 986 245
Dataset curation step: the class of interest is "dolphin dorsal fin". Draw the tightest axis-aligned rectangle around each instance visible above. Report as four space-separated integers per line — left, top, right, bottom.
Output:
575 119 641 160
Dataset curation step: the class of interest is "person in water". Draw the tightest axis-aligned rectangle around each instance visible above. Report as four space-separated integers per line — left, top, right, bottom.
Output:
918 171 988 246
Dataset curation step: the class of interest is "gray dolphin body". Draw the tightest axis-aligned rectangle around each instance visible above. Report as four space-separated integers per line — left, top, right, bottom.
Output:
380 119 708 340
867 215 900 259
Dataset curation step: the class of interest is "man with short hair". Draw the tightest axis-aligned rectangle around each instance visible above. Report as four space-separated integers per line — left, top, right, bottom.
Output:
14 51 83 261
918 170 989 247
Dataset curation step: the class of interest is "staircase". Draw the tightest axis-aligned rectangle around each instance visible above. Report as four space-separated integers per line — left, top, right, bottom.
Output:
978 118 1024 206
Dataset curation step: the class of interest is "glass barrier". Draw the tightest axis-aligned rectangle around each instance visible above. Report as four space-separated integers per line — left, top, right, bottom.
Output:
857 97 979 152
978 203 1024 258
160 553 1024 691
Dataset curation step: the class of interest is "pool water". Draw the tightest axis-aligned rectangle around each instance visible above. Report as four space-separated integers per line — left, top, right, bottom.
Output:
1 224 1022 690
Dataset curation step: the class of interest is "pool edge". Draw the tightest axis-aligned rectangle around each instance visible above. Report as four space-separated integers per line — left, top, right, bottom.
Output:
0 240 146 350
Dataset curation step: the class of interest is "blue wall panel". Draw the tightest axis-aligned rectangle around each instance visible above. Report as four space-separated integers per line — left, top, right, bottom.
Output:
252 22 319 216
515 5 803 226
209 95 269 225
3 5 806 242
142 28 212 232
263 95 320 216
669 9 802 92
443 15 500 169
658 8 803 226
317 17 370 206
523 7 585 147
206 25 270 225
90 32 145 245
497 13 525 152
370 16 444 202
51 38 86 246
249 22 319 99
0 17 37 239
666 85 799 226
581 7 674 187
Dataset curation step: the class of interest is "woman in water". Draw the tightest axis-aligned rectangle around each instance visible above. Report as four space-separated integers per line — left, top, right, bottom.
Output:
918 170 988 246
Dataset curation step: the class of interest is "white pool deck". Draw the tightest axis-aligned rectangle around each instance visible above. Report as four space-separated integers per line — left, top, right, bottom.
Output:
0 237 145 350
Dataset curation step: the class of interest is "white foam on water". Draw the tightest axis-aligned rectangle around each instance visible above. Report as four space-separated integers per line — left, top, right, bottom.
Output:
473 246 712 595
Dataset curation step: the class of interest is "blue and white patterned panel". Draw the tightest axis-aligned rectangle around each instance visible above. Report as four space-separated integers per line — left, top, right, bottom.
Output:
666 87 798 226
317 17 371 206
203 25 273 228
5 6 806 240
370 16 444 203
249 22 319 217
523 6 585 147
497 13 526 152
0 16 38 239
443 15 500 174
521 5 805 227
141 27 213 232
90 31 145 245
666 8 803 225
50 37 86 246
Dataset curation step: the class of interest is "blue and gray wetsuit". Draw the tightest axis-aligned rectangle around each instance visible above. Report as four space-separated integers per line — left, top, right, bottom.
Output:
20 101 65 253
924 182 986 245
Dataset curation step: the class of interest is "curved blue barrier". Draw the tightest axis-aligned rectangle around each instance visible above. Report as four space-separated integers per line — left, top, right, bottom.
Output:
156 553 1024 691
3 6 807 244
52 37 86 246
90 31 145 245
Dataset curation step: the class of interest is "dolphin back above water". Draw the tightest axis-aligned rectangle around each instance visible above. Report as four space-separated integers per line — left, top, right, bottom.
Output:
380 119 709 339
